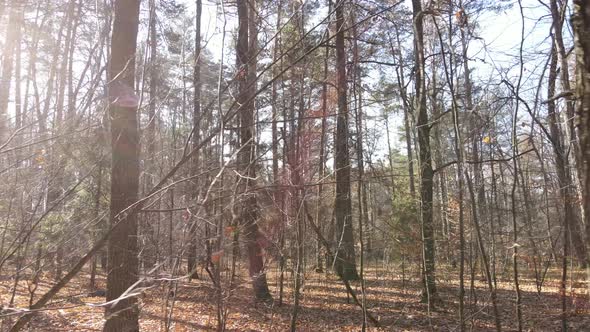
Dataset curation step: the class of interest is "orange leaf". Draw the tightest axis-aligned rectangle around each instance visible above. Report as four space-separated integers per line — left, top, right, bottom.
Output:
225 226 235 236
211 250 224 263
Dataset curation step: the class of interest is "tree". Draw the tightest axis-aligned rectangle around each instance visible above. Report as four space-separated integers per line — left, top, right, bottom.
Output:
333 0 359 281
187 0 202 281
104 0 141 330
236 0 273 302
411 0 438 304
0 3 23 143
549 0 588 268
572 0 590 295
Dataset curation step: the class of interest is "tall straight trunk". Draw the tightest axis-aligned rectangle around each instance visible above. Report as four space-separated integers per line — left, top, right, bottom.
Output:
457 6 489 287
270 0 285 306
391 28 416 199
13 5 23 130
384 115 398 209
333 0 359 281
547 44 577 330
67 0 83 119
572 0 590 296
427 47 450 265
187 0 202 280
104 0 141 331
465 171 502 332
435 6 464 320
412 0 437 303
90 162 104 289
55 0 77 127
236 0 272 302
315 1 330 272
49 0 81 281
457 2 485 213
489 145 499 289
142 0 158 272
0 5 22 142
516 160 543 289
42 5 69 129
550 0 583 181
509 4 527 331
550 0 588 267
351 8 368 327
27 4 45 134
291 2 305 328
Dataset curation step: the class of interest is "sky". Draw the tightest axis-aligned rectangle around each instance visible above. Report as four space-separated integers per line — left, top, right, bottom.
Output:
1 0 562 166
170 0 560 165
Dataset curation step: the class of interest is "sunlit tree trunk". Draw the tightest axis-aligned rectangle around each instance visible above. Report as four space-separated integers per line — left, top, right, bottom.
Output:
143 0 159 272
187 0 202 280
333 0 359 281
412 0 437 304
315 0 330 273
572 0 590 297
104 0 141 330
550 0 588 268
0 4 22 142
236 0 272 302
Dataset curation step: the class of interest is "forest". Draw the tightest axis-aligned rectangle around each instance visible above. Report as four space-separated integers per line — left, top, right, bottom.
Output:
0 0 590 331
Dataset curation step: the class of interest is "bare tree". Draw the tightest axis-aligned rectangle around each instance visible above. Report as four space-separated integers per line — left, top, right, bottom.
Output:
187 0 203 281
412 0 438 305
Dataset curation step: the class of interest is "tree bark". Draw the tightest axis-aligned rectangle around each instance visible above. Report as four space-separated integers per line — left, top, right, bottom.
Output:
465 171 502 332
187 0 202 281
550 0 588 267
236 0 272 302
547 40 574 332
333 0 359 281
315 0 329 273
104 0 141 330
412 0 437 303
141 0 158 273
572 0 590 296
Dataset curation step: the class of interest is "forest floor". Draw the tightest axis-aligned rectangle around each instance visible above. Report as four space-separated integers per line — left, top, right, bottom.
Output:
1 263 589 331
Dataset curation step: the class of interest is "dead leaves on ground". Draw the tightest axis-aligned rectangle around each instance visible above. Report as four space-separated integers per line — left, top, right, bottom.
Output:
1 266 588 331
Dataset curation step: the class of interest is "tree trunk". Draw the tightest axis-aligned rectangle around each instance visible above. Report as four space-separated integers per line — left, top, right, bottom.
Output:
236 0 272 302
55 0 77 127
572 0 590 296
141 0 158 273
547 41 575 332
315 0 329 273
187 0 202 281
104 0 141 330
412 0 437 303
271 0 285 306
90 162 103 290
466 171 502 332
391 27 416 199
0 4 22 142
550 0 588 268
333 0 359 281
